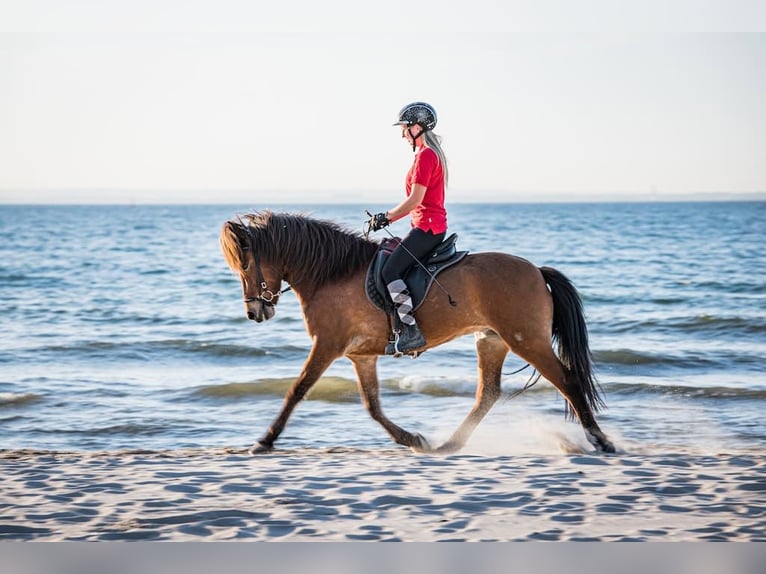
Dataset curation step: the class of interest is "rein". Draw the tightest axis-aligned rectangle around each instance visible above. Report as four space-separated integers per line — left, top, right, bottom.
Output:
364 210 457 307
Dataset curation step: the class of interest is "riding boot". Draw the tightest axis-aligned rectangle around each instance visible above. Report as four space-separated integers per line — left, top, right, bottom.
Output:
385 279 427 355
393 321 426 354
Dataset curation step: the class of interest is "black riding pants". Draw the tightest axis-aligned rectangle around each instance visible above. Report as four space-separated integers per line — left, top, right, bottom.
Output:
381 227 446 286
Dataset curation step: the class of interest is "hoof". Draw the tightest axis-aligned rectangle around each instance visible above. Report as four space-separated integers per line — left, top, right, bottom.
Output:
431 441 462 455
587 430 616 454
249 441 273 455
409 433 432 454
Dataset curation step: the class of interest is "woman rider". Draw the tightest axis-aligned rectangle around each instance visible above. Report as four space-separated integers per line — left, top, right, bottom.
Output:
369 101 449 355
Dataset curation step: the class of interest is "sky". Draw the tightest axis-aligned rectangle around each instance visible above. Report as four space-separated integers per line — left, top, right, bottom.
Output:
1 1 765 204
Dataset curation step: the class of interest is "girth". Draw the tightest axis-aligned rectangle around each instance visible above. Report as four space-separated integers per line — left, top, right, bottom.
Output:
365 233 468 314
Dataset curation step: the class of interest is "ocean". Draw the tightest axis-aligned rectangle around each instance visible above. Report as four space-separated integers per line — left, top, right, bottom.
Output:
1 202 764 455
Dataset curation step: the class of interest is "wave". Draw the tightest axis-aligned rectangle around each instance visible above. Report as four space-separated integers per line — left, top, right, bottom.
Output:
594 349 663 366
592 348 763 370
0 273 69 288
189 373 766 405
650 314 766 335
28 423 170 436
150 340 296 359
592 348 726 368
15 339 307 362
391 375 479 397
392 375 766 402
191 377 360 404
693 280 765 294
605 382 766 401
191 375 499 403
67 311 250 327
598 314 766 336
0 392 43 408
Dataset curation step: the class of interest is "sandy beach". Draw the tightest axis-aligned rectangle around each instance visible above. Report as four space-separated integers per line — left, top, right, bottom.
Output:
1 446 764 542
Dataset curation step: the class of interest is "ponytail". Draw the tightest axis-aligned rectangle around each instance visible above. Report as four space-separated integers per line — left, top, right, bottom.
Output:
424 130 449 188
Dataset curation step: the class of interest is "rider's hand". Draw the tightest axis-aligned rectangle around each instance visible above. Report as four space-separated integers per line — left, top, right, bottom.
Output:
370 212 391 232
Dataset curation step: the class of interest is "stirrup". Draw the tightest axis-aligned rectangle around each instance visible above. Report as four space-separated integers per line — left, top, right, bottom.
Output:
385 330 404 358
385 324 426 358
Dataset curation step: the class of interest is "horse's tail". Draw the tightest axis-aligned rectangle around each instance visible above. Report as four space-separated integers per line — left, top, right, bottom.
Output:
539 266 605 417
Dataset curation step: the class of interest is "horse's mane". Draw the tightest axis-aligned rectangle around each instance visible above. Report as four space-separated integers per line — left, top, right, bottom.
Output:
223 211 380 288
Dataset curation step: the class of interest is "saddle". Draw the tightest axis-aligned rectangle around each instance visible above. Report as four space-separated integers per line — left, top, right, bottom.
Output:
365 233 468 315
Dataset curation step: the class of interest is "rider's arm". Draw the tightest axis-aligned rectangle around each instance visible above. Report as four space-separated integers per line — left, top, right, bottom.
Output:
386 183 426 223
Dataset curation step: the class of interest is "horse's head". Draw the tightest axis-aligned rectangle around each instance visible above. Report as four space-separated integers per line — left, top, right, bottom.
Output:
219 217 284 323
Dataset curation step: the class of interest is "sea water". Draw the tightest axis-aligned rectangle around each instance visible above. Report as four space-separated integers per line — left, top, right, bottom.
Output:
1 202 764 454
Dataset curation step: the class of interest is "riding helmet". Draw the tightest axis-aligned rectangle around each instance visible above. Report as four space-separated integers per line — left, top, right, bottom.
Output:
393 102 437 131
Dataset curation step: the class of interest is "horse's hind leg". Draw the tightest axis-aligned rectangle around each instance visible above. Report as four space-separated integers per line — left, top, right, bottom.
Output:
519 342 614 453
431 330 508 454
350 355 430 452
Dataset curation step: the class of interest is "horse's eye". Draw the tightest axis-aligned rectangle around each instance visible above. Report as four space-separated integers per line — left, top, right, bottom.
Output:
242 262 249 270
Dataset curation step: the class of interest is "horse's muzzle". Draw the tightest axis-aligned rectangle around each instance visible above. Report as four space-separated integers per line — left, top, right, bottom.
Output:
244 301 275 322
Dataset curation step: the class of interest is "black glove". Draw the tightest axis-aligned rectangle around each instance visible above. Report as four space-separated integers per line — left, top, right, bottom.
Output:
370 212 390 231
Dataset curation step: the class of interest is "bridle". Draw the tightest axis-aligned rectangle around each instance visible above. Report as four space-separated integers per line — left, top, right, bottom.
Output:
241 226 292 307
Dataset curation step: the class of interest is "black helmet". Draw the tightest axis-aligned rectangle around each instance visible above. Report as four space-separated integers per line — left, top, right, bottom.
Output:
393 102 437 131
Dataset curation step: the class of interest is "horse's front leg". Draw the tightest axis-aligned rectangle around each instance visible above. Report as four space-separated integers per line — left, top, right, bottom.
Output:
432 330 507 454
251 345 338 454
349 355 431 453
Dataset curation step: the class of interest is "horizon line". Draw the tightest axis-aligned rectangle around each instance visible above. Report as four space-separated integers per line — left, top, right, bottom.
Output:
0 190 764 206
1 197 764 207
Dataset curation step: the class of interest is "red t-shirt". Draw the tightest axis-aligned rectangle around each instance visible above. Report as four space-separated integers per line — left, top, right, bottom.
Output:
406 146 447 234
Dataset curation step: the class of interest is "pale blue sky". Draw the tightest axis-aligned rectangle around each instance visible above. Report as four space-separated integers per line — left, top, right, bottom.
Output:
1 2 765 203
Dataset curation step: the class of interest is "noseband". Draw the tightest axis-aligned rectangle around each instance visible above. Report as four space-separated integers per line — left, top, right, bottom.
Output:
241 226 292 306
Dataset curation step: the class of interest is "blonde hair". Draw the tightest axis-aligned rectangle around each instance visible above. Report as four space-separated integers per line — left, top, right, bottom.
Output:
424 130 449 187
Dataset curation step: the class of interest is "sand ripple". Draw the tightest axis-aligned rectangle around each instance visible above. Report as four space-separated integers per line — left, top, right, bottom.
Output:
1 448 764 541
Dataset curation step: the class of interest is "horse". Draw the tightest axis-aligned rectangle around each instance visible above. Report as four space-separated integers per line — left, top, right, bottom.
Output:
219 211 615 455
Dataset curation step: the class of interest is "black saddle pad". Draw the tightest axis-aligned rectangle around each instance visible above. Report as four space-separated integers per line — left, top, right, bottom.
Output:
365 233 468 314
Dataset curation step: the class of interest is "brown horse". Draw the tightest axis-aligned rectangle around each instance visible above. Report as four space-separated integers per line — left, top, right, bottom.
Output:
220 211 615 455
